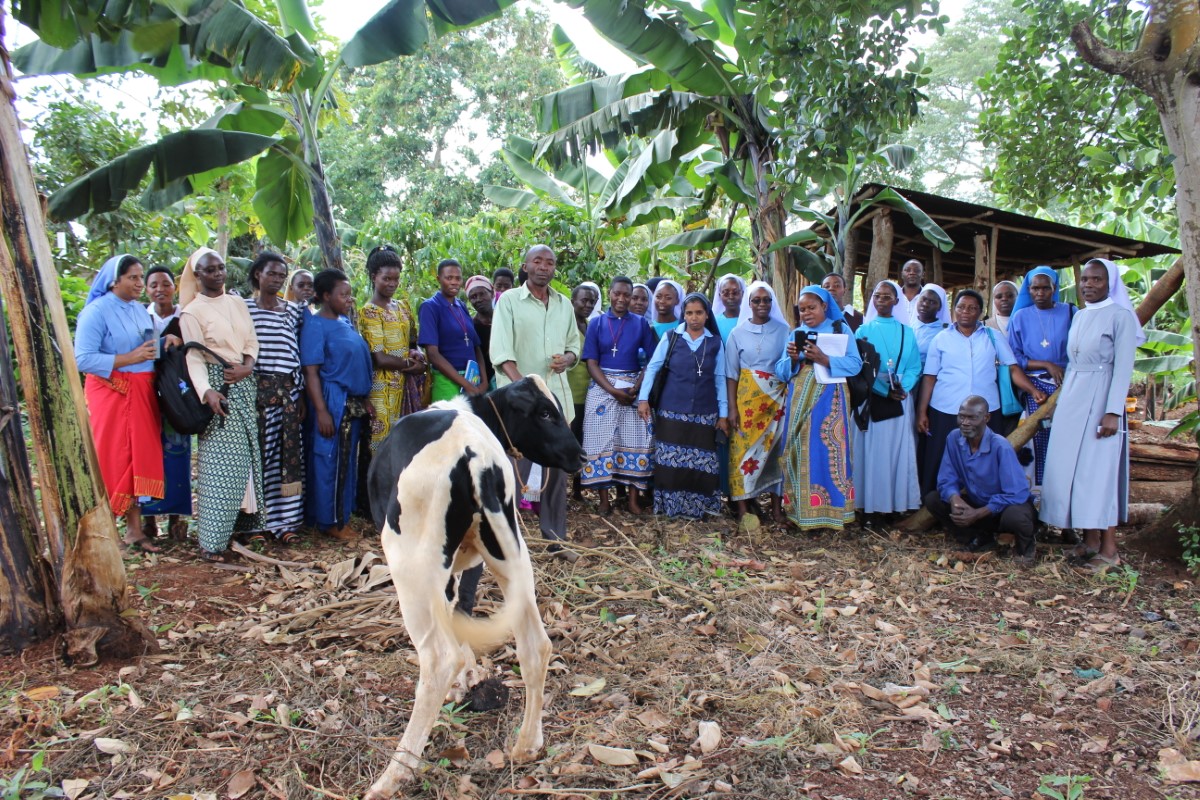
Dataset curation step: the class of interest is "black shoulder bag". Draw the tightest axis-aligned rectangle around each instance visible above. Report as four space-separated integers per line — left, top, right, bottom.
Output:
867 326 907 423
646 332 680 408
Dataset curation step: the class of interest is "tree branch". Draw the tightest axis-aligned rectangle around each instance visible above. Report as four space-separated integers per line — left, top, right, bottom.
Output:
1071 20 1158 95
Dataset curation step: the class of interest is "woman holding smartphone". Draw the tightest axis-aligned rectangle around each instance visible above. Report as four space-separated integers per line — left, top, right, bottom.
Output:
774 286 862 532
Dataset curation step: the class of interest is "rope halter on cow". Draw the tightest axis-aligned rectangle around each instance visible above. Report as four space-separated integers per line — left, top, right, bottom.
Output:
485 394 524 460
485 392 552 498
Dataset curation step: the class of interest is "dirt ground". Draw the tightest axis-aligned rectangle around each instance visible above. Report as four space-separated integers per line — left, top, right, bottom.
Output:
2 504 1200 800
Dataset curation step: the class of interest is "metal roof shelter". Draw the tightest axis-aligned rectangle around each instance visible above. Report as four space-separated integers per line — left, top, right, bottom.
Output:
811 183 1179 299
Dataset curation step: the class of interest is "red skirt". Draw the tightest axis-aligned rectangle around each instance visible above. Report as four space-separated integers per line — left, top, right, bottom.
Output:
84 372 164 516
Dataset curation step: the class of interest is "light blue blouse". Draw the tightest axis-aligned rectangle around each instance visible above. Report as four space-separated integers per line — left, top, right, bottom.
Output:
724 318 791 375
74 291 154 378
923 323 1017 414
856 317 921 395
638 324 728 415
773 318 863 382
915 320 948 368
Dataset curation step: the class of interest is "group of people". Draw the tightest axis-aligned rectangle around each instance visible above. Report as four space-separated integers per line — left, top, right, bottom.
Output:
74 245 1140 569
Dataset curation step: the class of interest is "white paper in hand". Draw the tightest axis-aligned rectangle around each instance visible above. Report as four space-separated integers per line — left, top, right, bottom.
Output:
813 333 849 384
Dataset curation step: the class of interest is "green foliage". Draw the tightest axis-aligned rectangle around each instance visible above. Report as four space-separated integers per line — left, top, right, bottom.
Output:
748 0 947 189
1037 773 1092 800
1179 524 1200 577
978 0 1171 223
886 0 1020 202
324 8 565 228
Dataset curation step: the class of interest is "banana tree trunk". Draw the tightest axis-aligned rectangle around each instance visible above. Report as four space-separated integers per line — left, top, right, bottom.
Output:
0 287 54 653
309 160 341 272
747 139 796 323
0 34 156 664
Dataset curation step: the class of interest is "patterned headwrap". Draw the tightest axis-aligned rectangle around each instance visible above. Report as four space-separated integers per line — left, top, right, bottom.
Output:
464 274 494 297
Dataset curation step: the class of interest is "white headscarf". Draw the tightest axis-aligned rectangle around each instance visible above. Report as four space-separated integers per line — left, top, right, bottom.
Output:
1085 258 1146 345
989 280 1019 334
578 281 603 320
712 273 746 318
861 280 905 323
653 279 684 323
914 283 951 326
865 281 935 325
737 280 788 328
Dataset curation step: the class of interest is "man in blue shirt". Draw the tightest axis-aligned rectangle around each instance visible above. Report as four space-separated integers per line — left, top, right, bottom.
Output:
924 395 1036 564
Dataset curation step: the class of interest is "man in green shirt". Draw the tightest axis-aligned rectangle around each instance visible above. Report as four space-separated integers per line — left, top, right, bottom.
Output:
492 244 583 560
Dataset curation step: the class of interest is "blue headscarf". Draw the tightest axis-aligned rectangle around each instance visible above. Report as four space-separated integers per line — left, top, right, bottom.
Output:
680 292 722 338
798 285 846 325
1012 266 1059 315
86 254 132 306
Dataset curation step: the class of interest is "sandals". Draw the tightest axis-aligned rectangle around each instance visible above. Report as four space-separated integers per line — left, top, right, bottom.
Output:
199 549 232 564
276 530 300 546
246 533 268 550
1067 543 1099 564
1076 553 1122 574
123 536 162 554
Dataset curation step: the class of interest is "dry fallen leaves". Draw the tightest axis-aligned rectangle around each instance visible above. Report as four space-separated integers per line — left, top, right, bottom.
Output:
695 721 721 754
1159 748 1200 782
225 769 255 799
588 743 640 766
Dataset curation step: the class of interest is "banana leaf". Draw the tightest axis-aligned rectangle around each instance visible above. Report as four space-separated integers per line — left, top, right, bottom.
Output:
48 130 277 220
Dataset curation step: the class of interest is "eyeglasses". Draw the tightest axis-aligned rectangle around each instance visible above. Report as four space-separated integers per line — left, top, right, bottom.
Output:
749 297 773 305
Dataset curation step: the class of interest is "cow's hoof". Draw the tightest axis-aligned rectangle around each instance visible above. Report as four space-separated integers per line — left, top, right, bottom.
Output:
510 742 542 764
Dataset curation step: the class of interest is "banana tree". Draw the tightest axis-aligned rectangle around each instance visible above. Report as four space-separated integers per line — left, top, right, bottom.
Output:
13 0 523 269
527 0 941 312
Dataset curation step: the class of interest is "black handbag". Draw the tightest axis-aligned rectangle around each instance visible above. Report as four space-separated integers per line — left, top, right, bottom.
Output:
866 325 907 423
646 332 679 408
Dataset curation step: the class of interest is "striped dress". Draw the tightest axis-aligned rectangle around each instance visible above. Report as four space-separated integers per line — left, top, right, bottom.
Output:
246 298 305 537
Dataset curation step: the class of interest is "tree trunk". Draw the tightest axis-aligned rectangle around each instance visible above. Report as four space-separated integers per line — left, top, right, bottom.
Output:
841 227 858 306
745 137 797 323
309 161 342 273
1071 8 1200 534
0 287 54 653
864 208 893 303
973 234 991 295
0 34 156 664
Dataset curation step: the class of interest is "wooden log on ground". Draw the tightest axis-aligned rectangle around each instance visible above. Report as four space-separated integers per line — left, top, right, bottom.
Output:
1129 440 1198 464
1130 481 1194 506
1130 461 1196 482
898 391 1060 532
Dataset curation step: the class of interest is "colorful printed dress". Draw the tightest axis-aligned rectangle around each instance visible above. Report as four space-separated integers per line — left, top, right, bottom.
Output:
358 298 415 451
774 318 862 530
725 318 790 501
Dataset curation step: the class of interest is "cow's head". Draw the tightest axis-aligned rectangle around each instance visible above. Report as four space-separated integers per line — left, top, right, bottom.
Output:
481 375 585 473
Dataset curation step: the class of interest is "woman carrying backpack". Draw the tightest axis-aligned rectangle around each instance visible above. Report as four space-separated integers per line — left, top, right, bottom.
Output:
774 286 862 532
178 247 265 563
74 254 165 553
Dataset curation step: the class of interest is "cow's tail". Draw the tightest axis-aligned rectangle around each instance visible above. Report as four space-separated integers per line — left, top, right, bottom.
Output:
447 602 519 652
426 584 516 653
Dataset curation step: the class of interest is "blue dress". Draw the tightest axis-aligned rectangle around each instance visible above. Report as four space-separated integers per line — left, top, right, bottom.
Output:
300 313 373 530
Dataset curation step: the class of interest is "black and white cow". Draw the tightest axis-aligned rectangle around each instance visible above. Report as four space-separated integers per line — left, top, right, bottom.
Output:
363 375 585 800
